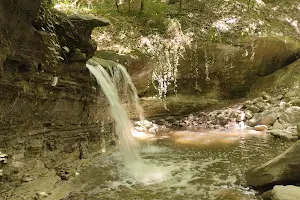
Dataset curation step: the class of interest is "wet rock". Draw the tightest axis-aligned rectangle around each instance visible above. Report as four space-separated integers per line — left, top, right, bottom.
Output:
246 140 300 189
166 116 176 123
248 115 261 127
272 120 284 130
279 106 300 125
254 125 268 131
248 105 260 113
253 97 264 104
279 101 288 109
242 101 253 109
268 128 298 140
245 110 253 119
262 185 300 200
236 112 245 122
215 188 252 200
260 109 281 126
255 102 267 112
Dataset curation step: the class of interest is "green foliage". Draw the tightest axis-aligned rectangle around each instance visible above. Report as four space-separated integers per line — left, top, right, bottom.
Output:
89 0 167 32
209 28 220 43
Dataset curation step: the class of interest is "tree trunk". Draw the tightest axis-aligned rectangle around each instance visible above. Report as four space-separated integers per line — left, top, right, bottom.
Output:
179 0 182 13
115 0 120 12
128 0 131 13
140 0 144 13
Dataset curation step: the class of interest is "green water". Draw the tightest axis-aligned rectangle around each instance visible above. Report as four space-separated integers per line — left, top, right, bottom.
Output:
69 130 292 200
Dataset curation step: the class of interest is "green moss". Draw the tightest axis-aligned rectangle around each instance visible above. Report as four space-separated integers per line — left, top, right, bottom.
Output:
250 59 300 97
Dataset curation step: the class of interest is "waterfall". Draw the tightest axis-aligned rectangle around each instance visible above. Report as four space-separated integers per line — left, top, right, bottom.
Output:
87 57 167 184
94 58 145 121
86 58 141 164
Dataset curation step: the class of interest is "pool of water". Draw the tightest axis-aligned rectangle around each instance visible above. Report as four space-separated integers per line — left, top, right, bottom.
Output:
68 129 292 200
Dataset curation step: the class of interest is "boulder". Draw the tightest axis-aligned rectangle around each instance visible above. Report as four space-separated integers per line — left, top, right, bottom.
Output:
262 185 300 200
248 105 260 114
246 140 300 190
243 101 253 109
123 36 300 99
272 120 284 130
255 102 267 112
268 128 298 141
260 109 281 126
248 114 261 127
279 107 300 126
250 59 300 99
248 109 281 127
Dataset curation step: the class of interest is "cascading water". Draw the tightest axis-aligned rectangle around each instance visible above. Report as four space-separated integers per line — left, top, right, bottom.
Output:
92 58 145 121
86 58 166 184
87 58 140 165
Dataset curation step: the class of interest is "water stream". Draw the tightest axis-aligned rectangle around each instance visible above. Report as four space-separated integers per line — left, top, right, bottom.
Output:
68 128 292 200
85 58 292 199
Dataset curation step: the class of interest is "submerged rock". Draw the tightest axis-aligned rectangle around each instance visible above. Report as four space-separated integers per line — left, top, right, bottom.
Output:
215 188 252 200
246 140 300 190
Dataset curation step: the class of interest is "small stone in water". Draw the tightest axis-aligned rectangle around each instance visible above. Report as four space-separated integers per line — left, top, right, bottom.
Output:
36 191 48 198
254 125 268 131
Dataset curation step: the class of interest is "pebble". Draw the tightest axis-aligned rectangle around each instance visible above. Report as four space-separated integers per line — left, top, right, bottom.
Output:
254 125 268 131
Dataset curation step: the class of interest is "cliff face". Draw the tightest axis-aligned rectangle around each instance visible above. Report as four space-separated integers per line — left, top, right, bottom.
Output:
0 1 113 196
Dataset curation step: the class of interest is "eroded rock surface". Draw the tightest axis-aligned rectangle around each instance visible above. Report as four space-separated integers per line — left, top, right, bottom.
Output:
0 1 113 199
246 140 300 190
